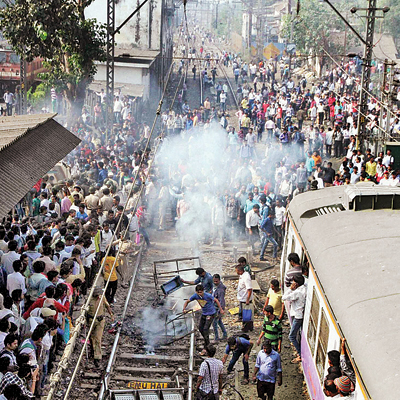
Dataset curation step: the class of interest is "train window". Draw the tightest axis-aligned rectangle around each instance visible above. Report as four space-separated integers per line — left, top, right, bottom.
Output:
307 287 319 356
291 235 296 254
281 226 290 281
300 247 305 265
315 309 330 381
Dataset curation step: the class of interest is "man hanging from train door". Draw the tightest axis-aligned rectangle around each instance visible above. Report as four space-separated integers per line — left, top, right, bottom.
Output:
282 275 306 364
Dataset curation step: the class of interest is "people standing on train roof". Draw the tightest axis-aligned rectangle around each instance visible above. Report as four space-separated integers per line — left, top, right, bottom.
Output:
282 275 306 363
284 253 303 287
182 284 224 347
181 267 213 293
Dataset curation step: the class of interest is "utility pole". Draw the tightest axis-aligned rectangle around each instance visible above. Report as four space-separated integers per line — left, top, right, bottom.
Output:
379 59 389 148
105 0 151 141
321 0 390 150
356 0 377 149
386 62 397 141
106 0 115 142
19 57 26 115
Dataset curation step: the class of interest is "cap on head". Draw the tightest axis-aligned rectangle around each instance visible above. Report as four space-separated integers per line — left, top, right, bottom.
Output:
334 376 352 394
41 308 56 317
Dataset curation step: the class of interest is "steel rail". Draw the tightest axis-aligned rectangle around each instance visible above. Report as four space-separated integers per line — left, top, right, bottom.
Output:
51 61 176 400
98 248 143 400
217 61 239 109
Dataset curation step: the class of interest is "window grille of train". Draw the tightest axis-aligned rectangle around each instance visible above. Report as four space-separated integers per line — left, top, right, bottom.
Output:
301 204 345 219
316 309 330 382
349 194 400 211
307 288 319 357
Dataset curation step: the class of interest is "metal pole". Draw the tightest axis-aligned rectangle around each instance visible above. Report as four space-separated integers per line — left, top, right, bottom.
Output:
19 57 26 115
356 0 377 150
385 63 395 142
97 250 143 400
378 59 388 151
106 0 115 143
187 314 195 400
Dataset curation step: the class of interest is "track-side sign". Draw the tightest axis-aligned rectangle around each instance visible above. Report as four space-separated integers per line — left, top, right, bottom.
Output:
127 381 169 389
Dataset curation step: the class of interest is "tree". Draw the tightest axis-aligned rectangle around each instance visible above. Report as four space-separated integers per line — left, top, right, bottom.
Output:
0 0 106 118
281 0 360 72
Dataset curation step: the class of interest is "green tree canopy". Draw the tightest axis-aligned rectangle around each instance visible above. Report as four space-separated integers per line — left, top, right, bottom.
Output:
0 0 106 115
281 0 361 63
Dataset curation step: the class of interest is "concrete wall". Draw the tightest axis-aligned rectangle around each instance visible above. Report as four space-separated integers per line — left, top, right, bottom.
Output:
86 0 174 100
231 32 243 54
86 0 161 50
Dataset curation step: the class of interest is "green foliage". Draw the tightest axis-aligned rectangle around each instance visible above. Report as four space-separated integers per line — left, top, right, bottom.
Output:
27 83 47 107
281 0 358 56
0 0 106 107
380 0 400 40
215 3 242 37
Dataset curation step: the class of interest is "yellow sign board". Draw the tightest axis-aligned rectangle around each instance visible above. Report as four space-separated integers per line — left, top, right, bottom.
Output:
263 43 281 60
127 381 169 390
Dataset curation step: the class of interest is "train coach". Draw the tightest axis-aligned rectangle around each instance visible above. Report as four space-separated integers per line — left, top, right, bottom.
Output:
280 184 400 400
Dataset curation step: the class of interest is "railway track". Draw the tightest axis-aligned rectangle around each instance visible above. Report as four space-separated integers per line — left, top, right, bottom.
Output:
60 246 198 400
197 39 239 118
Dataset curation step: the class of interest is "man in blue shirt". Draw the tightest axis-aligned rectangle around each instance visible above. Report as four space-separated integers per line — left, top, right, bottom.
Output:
97 162 108 185
183 284 224 346
222 335 253 384
181 268 213 293
253 340 282 400
243 192 259 214
260 211 278 262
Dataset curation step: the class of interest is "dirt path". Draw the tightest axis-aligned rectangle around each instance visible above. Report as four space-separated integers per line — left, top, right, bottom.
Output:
141 226 308 399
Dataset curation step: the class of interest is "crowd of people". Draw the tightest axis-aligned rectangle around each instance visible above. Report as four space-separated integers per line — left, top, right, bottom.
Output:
0 80 159 396
0 21 395 400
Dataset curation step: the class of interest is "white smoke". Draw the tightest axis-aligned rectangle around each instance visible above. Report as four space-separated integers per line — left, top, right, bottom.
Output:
157 124 233 245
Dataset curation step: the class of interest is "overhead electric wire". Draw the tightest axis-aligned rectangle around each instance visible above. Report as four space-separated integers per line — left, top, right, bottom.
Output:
294 15 398 121
46 61 175 400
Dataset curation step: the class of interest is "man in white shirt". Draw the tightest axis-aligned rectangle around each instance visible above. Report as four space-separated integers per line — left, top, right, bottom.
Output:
265 118 275 140
382 149 394 168
100 222 114 254
274 200 285 250
40 193 50 211
7 260 26 296
246 128 257 159
220 90 227 112
282 275 307 362
1 241 20 276
3 90 13 115
113 96 124 125
236 264 253 332
379 170 392 186
246 203 261 251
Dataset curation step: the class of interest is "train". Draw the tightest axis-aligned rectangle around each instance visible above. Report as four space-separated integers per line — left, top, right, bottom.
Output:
280 184 400 400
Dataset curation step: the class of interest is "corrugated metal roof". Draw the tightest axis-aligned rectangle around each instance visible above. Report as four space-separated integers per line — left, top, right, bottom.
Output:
0 114 81 219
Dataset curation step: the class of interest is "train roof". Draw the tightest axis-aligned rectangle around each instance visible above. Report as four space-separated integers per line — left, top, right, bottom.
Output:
287 184 400 399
